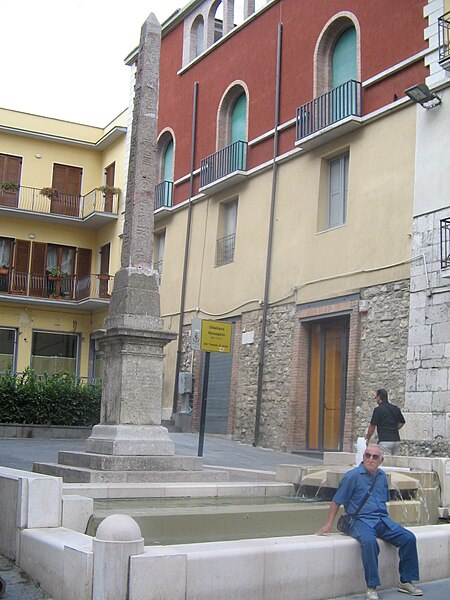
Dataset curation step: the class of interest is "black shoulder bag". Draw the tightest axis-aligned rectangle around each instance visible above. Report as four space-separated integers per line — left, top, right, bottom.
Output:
337 475 377 534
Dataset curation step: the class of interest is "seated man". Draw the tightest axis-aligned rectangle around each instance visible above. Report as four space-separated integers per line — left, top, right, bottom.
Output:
316 445 422 599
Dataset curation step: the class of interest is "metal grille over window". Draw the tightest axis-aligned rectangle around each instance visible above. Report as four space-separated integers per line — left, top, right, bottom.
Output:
216 233 236 267
438 11 450 68
440 218 450 270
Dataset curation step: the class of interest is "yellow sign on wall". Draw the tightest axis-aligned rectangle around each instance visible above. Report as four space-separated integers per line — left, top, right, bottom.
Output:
200 319 232 353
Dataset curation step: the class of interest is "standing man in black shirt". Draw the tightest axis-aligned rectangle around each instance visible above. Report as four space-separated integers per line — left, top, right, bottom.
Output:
365 389 405 455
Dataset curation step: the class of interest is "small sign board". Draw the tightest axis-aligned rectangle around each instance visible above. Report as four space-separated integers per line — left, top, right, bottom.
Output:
191 318 232 353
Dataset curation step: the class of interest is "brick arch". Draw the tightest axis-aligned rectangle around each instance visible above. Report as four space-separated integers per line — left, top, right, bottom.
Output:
190 14 205 61
156 128 175 181
216 81 249 150
313 12 361 97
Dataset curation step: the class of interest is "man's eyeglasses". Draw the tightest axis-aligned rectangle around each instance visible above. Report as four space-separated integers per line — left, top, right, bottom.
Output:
364 452 382 460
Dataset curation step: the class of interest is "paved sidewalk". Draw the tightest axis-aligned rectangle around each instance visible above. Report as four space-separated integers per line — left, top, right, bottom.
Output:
0 434 449 599
0 555 51 599
333 577 450 599
0 432 323 473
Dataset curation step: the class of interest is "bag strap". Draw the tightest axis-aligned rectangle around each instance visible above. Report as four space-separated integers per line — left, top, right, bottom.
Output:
349 475 377 518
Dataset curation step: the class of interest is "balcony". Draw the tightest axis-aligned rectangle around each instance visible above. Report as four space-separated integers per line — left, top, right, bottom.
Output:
440 218 450 275
296 80 362 150
0 271 113 309
439 12 450 70
0 186 120 229
154 181 173 221
200 140 248 195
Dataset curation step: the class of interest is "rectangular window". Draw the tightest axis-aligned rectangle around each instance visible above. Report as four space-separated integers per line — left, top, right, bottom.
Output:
154 231 166 278
0 328 17 373
216 199 238 267
0 153 22 207
328 153 349 229
51 163 82 216
31 331 79 375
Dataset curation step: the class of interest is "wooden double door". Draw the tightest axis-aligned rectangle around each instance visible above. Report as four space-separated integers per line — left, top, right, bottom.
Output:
307 318 349 452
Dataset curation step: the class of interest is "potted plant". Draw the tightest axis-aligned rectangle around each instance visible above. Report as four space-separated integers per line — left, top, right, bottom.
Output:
98 185 121 196
0 262 9 276
41 187 59 201
47 266 62 278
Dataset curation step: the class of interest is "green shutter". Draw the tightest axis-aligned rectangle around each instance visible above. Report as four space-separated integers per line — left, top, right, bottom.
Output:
163 140 174 182
231 94 247 144
332 27 356 89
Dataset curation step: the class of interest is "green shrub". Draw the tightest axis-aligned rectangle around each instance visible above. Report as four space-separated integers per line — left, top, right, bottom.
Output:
0 368 101 426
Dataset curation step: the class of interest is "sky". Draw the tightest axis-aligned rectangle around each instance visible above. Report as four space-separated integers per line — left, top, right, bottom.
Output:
0 0 184 127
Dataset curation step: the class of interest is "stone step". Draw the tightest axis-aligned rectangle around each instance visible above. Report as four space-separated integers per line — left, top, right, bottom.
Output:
33 462 229 484
57 451 203 472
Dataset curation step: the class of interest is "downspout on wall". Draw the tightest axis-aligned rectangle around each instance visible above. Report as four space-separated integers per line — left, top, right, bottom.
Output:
253 22 283 446
172 81 199 415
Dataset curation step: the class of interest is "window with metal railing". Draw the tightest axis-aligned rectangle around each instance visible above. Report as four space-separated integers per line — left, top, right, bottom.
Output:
216 233 236 267
155 181 173 210
296 80 362 140
200 140 247 188
438 11 450 65
440 218 450 269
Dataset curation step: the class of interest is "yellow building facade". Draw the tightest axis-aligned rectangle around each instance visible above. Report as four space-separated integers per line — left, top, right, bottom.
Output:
0 108 126 380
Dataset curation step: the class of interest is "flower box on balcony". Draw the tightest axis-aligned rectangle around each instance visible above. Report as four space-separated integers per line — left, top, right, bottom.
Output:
0 268 9 276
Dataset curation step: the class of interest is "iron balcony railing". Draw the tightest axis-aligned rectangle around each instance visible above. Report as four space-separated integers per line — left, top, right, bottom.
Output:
216 233 236 267
438 11 450 65
200 140 247 188
296 80 362 140
0 186 120 218
155 181 173 210
440 218 450 270
0 271 113 301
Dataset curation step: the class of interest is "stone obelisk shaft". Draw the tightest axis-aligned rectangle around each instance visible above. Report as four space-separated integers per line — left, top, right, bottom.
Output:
86 13 176 456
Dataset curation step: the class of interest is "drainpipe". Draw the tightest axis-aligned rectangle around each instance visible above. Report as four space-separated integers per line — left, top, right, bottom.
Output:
172 81 199 415
253 22 283 446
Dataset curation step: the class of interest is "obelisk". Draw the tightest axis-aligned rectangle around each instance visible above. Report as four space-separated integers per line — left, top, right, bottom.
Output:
85 13 176 457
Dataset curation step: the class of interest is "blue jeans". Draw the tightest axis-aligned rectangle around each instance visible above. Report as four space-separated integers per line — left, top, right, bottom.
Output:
349 517 419 587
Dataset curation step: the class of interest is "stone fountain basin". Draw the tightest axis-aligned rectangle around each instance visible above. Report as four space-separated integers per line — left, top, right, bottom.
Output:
278 465 440 525
85 491 426 545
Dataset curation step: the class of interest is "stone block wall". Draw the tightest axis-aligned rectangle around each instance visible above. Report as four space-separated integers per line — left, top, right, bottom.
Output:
178 280 411 453
404 209 450 455
234 305 296 450
354 280 410 439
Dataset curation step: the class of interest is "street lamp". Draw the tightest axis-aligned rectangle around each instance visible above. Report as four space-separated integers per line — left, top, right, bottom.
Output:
405 83 442 109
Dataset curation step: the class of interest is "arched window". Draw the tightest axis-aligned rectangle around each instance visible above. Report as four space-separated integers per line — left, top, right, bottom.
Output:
332 26 356 89
231 93 247 143
217 84 248 150
213 1 224 43
156 132 174 209
314 14 360 98
234 0 245 27
191 15 205 58
163 139 174 182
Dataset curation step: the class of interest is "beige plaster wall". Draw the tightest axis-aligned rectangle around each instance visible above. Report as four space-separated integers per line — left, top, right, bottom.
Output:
159 105 414 322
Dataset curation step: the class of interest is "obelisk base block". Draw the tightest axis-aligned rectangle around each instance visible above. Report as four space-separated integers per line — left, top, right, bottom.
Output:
85 424 175 456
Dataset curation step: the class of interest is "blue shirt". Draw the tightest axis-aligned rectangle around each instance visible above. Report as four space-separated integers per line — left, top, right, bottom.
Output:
333 463 390 527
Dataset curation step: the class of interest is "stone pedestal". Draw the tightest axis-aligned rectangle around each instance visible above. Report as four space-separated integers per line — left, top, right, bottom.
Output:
33 14 228 485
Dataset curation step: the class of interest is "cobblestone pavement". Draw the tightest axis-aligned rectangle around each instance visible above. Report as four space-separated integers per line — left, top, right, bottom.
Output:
0 555 51 599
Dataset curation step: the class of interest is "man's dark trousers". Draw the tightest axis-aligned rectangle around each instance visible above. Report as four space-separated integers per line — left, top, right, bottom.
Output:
349 517 420 587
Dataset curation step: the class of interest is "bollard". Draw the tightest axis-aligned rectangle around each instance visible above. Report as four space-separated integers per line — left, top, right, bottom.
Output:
93 514 144 600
